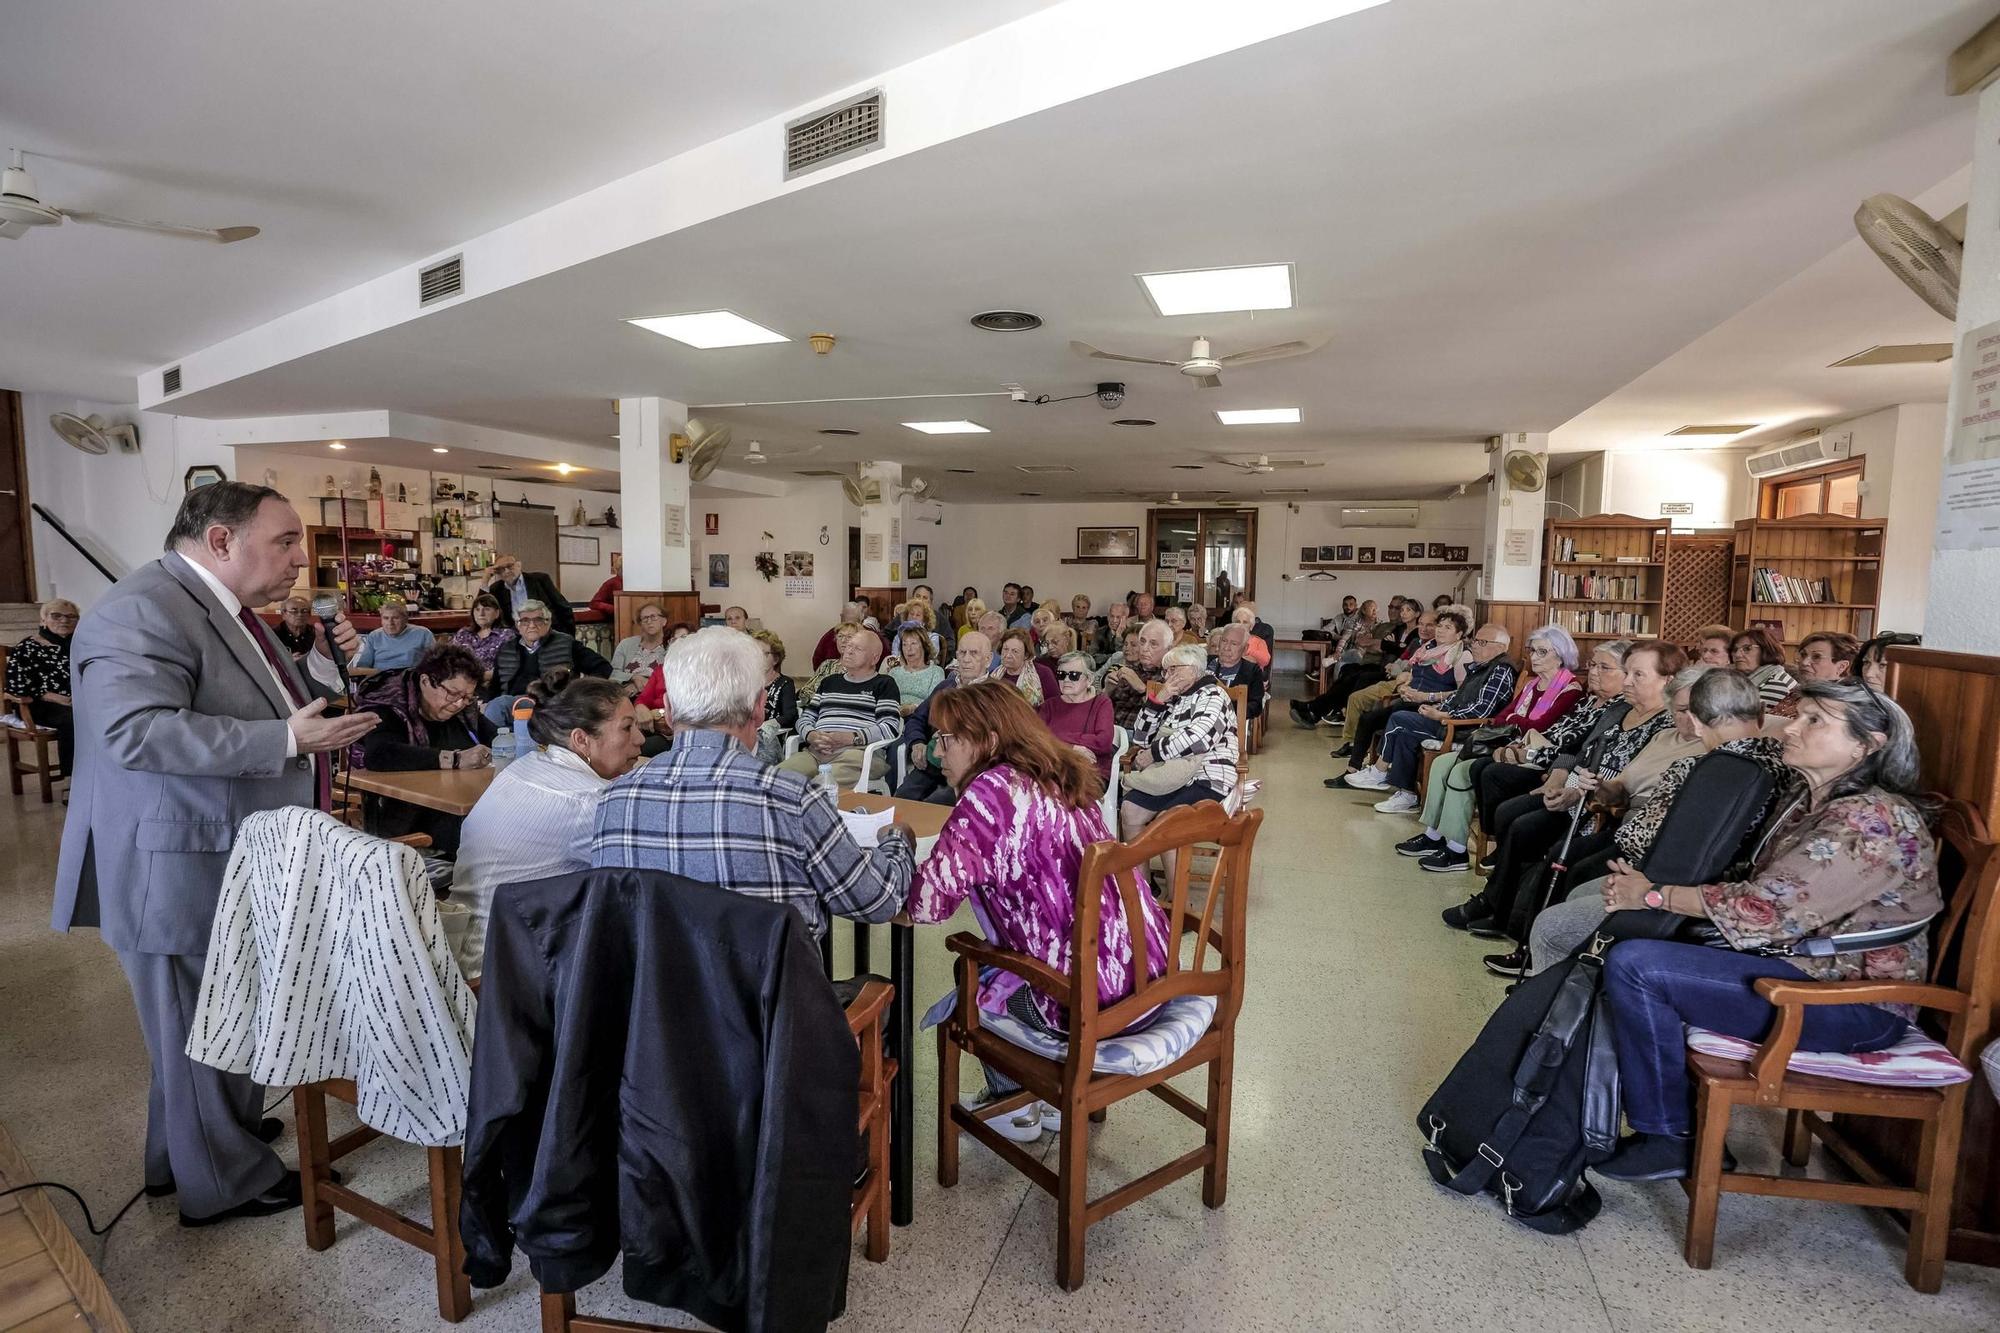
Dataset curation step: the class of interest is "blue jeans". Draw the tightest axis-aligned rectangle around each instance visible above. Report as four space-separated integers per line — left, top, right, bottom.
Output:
1603 939 1907 1135
1380 711 1443 792
481 696 515 728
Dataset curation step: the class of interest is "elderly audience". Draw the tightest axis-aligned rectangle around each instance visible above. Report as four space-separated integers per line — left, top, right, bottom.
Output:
5 598 80 777
483 553 574 635
1796 630 1860 682
1593 680 1940 1181
992 627 1048 706
1231 606 1272 669
349 643 496 851
1120 642 1240 839
1399 625 1582 872
1105 619 1172 730
593 627 914 940
887 626 945 714
897 630 990 804
1731 626 1798 712
905 680 1169 1142
610 602 672 689
1693 624 1735 668
1339 624 1518 814
1294 597 1419 725
272 595 316 659
1208 622 1267 725
353 599 435 671
812 599 868 667
449 592 515 682
483 600 611 724
778 625 902 788
1329 609 1457 769
1038 650 1117 780
449 678 643 977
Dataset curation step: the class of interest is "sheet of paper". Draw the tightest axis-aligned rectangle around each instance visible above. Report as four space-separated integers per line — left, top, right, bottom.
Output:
839 805 897 847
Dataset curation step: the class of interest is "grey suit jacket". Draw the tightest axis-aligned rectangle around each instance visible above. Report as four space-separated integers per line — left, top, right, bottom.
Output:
52 553 334 955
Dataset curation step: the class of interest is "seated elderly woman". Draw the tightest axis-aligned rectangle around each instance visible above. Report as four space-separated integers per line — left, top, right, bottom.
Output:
1119 642 1241 839
1796 630 1860 684
349 644 497 853
1692 624 1735 668
1591 679 1941 1181
778 624 902 787
1230 606 1272 669
1341 623 1517 813
1330 609 1461 772
1185 600 1210 640
1399 624 1582 871
1038 650 1116 780
905 680 1169 1143
354 598 436 671
448 678 643 978
1526 668 1795 973
1293 598 1420 726
1162 604 1196 645
1731 625 1798 713
990 627 1050 706
5 597 80 778
886 625 945 715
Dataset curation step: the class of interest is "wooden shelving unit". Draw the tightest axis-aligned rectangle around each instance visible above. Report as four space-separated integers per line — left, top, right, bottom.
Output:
1542 514 1669 644
1728 516 1884 646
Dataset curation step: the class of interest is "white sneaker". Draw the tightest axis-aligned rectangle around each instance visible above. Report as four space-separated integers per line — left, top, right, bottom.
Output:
1342 767 1388 790
968 1093 1046 1143
1038 1102 1064 1133
1374 791 1419 814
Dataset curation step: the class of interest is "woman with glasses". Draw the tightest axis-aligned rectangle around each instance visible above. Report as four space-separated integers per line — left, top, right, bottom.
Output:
1038 650 1116 780
348 643 496 853
906 680 1168 1143
1119 642 1240 840
609 602 672 691
5 598 80 778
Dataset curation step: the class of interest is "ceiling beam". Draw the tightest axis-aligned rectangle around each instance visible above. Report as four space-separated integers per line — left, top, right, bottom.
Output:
1948 12 2000 95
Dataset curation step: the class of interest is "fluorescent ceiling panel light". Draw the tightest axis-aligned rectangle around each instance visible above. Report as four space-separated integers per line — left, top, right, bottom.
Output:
431 447 449 454
1215 408 1301 425
1666 423 1758 436
627 310 789 349
328 442 346 450
1137 263 1294 317
901 420 989 434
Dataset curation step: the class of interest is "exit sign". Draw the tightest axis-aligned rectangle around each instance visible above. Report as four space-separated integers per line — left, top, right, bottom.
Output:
1660 501 1695 516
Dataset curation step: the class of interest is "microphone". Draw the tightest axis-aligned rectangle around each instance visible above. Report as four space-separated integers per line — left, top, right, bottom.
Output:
310 594 356 698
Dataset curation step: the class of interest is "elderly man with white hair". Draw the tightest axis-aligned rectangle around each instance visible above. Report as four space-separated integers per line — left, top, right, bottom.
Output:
592 627 913 940
1104 617 1173 730
1120 642 1240 839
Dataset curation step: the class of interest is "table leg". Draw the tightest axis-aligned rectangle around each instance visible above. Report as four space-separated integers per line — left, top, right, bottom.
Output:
853 920 873 975
890 921 914 1226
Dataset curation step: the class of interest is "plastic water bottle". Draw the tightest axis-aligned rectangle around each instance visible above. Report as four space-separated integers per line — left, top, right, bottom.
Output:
489 730 515 770
817 762 836 791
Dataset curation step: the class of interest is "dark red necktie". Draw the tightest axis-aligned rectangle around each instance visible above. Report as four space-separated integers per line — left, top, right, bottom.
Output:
237 606 331 812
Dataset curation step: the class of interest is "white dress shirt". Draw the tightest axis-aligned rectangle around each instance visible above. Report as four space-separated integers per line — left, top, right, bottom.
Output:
183 560 342 756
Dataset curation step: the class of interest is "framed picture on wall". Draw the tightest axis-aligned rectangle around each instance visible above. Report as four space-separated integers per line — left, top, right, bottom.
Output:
1357 546 1376 564
708 553 730 587
1407 542 1425 559
184 464 226 491
907 543 928 578
1317 545 1340 563
1336 544 1355 562
1427 542 1447 559
1445 545 1469 562
1380 549 1406 564
1078 526 1140 559
1301 546 1318 564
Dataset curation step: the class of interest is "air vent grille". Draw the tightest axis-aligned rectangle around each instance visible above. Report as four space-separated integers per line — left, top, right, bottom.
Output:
1828 343 1953 367
162 365 182 395
1014 464 1076 474
419 254 464 306
794 469 849 478
1667 423 1757 436
785 90 884 179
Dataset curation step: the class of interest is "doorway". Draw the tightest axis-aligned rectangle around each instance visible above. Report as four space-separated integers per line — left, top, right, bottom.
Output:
1145 507 1257 612
0 391 33 602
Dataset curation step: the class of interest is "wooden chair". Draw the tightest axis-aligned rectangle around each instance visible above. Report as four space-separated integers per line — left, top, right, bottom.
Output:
1681 798 2000 1292
1414 712 1500 801
540 978 898 1331
1225 684 1251 779
296 1079 472 1321
937 801 1263 1289
0 644 59 804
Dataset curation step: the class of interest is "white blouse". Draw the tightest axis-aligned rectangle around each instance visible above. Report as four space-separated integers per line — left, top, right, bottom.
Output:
450 745 608 977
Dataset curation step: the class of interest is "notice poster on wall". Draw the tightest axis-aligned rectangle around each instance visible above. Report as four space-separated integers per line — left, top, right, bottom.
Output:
863 532 885 564
1939 317 2000 550
1503 528 1534 566
663 503 686 547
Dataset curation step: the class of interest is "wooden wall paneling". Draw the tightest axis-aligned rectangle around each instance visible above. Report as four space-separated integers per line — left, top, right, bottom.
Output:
1476 599 1546 660
613 590 701 642
1660 531 1733 646
852 586 906 632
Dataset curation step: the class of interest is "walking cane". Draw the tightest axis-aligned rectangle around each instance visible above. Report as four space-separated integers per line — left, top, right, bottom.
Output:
1513 783 1593 980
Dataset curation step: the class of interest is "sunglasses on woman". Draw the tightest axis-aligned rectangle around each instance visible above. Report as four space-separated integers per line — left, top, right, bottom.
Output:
1055 670 1089 682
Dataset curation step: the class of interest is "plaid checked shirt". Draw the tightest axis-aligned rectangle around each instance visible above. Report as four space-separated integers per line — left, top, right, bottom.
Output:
591 728 911 939
1444 657 1518 719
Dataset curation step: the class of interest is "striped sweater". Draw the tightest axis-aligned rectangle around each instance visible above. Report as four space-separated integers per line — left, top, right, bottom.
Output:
797 670 903 745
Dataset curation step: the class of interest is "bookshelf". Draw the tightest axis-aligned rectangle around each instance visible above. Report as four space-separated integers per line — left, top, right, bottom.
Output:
1728 516 1884 646
1543 514 1669 644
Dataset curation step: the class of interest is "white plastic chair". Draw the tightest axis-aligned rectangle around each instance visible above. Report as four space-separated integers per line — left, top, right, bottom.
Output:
785 732 898 794
1100 725 1129 829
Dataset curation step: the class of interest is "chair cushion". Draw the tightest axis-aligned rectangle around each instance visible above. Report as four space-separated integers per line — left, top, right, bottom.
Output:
1685 1024 1972 1087
986 993 1218 1077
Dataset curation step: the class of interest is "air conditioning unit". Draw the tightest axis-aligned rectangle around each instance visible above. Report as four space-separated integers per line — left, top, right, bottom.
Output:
1745 431 1851 480
1337 505 1420 529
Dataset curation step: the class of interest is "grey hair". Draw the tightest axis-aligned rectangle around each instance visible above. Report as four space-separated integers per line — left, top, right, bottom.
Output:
1668 663 1714 698
517 599 550 620
1687 669 1764 726
661 626 766 728
1798 678 1927 801
1138 619 1176 646
1527 625 1578 670
1056 650 1096 688
1162 643 1208 670
1594 638 1634 664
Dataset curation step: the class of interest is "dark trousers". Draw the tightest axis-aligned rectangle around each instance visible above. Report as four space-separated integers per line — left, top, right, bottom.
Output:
1505 827 1618 943
1301 663 1384 720
1471 795 1572 921
1382 712 1445 791
1605 940 1906 1135
1476 761 1543 833
1351 699 1414 761
30 700 73 778
894 767 956 806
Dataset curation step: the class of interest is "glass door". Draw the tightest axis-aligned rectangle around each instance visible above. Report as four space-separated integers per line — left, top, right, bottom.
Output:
1201 511 1252 610
1145 507 1257 612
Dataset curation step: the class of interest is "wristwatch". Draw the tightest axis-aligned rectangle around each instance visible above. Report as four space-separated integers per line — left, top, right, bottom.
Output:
1643 887 1665 909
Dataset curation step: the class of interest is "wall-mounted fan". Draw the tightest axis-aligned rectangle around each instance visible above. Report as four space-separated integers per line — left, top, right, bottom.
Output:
1855 194 1963 320
1 150 259 244
50 411 139 454
896 475 939 501
680 418 733 481
1069 334 1325 388
1502 449 1546 493
841 472 883 506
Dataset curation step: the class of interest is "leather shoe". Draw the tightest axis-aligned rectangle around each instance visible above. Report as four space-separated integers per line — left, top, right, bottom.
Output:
147 1119 286 1197
1594 1132 1694 1182
179 1172 305 1227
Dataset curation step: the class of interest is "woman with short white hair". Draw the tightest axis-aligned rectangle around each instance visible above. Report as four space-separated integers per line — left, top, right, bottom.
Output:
1119 641 1239 839
5 598 80 777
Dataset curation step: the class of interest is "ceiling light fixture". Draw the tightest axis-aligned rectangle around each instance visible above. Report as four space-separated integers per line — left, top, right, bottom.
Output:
1018 491 1042 497
818 428 861 437
1111 418 1156 428
1216 407 1301 425
626 310 789 349
328 442 346 450
970 310 1043 332
1666 423 1758 437
431 447 449 454
552 463 579 475
1136 263 1295 317
947 467 977 474
1172 464 1205 470
902 420 988 435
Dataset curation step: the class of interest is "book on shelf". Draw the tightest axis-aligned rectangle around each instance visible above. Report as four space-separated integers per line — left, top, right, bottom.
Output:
1553 607 1653 636
1613 555 1646 563
1750 567 1836 605
1549 571 1648 600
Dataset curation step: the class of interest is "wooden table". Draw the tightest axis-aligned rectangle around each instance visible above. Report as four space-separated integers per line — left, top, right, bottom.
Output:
340 765 495 816
836 791 947 1230
0 1118 133 1332
1272 637 1328 685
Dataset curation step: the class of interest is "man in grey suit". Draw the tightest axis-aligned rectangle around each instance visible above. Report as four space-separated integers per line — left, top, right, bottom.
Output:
52 483 379 1225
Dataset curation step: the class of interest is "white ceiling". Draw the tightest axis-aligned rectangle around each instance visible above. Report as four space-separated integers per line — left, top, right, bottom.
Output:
0 0 1060 400
8 0 1989 504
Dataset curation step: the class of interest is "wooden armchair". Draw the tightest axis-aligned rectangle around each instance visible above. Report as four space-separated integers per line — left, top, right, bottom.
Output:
540 978 897 1331
0 644 59 804
937 801 1263 1289
1681 798 2000 1292
1415 712 1502 797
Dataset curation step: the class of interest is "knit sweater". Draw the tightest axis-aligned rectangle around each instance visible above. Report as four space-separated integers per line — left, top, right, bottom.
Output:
797 671 902 745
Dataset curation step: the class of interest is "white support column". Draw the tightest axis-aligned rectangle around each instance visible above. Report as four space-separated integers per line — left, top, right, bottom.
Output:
1480 432 1549 603
857 460 906 588
618 396 690 591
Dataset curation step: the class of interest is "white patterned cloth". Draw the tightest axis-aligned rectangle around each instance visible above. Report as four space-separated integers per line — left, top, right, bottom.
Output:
924 987 1217 1078
187 807 477 1147
1685 1024 1971 1087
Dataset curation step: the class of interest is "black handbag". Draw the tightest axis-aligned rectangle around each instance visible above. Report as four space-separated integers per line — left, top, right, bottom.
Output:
1598 751 1785 947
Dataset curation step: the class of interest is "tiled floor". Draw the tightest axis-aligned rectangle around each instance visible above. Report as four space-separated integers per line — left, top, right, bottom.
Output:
4 693 1999 1330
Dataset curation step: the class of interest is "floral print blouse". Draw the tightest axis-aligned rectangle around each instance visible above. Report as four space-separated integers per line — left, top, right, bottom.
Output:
906 764 1170 1031
450 625 516 676
1695 790 1942 1004
5 628 71 703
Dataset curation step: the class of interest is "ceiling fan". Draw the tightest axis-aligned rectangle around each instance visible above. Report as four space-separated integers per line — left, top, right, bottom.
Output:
741 440 822 466
1068 334 1325 389
0 149 260 244
1210 454 1324 475
896 475 939 502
